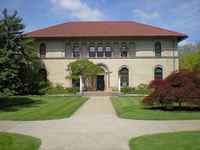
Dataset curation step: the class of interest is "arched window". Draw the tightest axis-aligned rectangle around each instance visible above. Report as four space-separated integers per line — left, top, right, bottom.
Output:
39 43 46 58
39 69 47 81
72 43 80 58
121 42 128 57
105 43 112 57
97 43 104 57
154 66 163 80
89 44 96 57
155 42 162 57
119 67 129 87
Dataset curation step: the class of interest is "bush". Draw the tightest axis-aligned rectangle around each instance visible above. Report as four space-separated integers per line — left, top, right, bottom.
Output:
121 87 135 94
46 84 79 95
121 84 149 94
135 84 149 94
143 70 200 109
65 87 79 94
112 87 118 92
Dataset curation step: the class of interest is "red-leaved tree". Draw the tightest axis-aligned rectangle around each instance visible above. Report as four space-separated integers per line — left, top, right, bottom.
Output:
143 70 200 108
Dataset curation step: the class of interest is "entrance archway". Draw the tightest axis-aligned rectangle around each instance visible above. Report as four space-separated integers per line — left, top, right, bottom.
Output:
96 64 110 91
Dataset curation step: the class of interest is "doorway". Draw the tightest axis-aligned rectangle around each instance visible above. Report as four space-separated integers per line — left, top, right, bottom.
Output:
96 75 105 91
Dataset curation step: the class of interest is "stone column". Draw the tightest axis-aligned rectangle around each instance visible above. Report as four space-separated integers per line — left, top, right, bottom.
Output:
107 72 110 89
80 75 83 93
118 75 121 92
106 72 109 91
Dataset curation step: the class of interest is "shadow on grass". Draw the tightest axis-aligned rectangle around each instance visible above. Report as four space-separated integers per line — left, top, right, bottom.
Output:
0 96 44 112
144 106 200 112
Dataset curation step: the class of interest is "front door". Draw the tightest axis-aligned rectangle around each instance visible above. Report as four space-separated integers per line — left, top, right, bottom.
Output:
96 75 105 91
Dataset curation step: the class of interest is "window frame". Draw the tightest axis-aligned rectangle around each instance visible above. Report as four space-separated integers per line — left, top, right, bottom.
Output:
119 67 129 87
121 43 128 57
155 42 162 57
97 45 104 57
154 66 163 80
72 43 80 58
89 46 96 58
105 46 112 57
39 43 46 58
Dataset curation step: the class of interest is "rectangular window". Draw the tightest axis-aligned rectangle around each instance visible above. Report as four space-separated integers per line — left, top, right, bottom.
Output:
105 47 112 57
89 47 96 57
121 46 128 57
73 47 80 58
97 47 104 57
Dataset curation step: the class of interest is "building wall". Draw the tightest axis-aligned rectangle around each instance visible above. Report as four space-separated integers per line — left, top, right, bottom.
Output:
42 58 179 88
36 37 179 88
36 38 178 58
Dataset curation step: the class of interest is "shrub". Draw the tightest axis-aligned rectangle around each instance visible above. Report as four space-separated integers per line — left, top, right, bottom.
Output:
143 70 200 109
46 84 79 95
121 87 135 94
112 87 118 92
135 84 149 94
121 84 149 94
65 87 79 94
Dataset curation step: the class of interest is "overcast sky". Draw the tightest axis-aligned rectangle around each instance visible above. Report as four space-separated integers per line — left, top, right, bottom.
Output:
1 0 200 45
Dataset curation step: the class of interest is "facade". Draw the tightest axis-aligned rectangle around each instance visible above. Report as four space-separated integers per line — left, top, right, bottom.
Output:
27 21 187 91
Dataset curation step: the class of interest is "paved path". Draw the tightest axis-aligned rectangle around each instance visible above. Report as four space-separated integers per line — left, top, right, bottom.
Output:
1 96 200 150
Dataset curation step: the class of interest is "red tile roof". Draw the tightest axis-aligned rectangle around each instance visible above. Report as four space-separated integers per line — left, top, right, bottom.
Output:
26 21 187 40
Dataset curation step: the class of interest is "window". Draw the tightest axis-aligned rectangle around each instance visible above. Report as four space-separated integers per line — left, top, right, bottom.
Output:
72 43 80 58
154 66 163 80
121 43 128 57
155 42 162 57
89 46 96 57
39 43 46 58
97 45 104 57
119 67 129 87
105 46 112 57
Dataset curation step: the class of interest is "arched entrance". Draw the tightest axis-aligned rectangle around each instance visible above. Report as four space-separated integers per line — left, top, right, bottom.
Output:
96 73 105 91
96 64 110 91
78 64 110 92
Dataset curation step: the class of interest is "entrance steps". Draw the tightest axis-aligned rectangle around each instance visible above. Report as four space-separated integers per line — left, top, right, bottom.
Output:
82 91 120 96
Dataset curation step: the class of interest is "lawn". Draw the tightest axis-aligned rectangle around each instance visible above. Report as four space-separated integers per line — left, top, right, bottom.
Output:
111 96 200 120
0 132 41 150
129 131 200 150
0 96 87 121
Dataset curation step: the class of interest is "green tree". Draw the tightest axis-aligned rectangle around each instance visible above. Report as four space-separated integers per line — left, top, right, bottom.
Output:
67 59 103 90
0 9 47 96
179 42 200 71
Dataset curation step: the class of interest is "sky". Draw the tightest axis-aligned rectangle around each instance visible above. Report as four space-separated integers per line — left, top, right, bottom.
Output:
1 0 200 45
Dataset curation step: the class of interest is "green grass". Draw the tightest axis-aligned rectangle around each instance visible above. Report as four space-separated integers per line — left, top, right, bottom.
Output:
0 96 87 121
111 96 200 120
0 132 41 150
129 131 200 150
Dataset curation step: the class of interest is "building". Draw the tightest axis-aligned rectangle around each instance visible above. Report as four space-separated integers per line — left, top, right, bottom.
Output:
27 21 187 91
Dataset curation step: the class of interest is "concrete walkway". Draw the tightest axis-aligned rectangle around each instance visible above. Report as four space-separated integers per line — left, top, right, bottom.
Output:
1 96 200 150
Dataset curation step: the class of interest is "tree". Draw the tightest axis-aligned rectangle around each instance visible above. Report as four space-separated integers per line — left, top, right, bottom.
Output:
143 70 200 109
179 41 200 71
67 59 103 91
0 9 47 96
